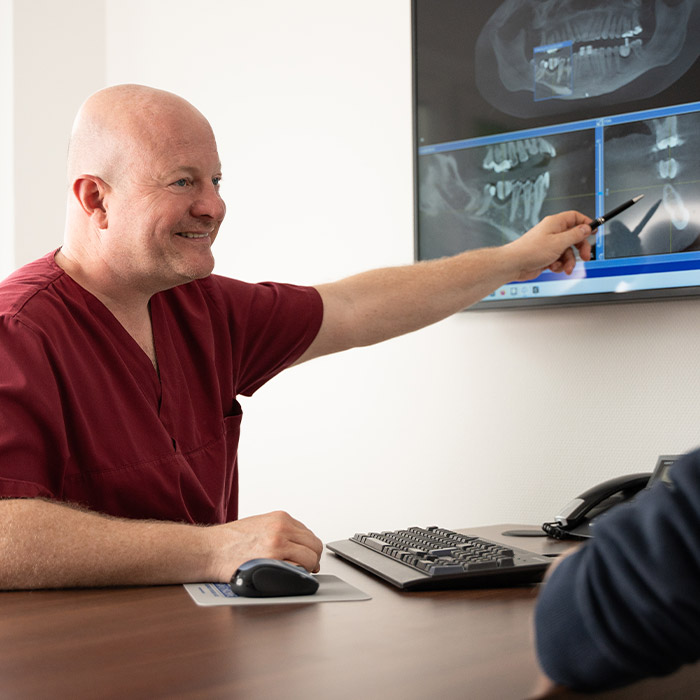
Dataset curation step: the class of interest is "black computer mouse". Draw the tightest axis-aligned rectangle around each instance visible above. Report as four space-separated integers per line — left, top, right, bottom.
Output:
230 558 320 597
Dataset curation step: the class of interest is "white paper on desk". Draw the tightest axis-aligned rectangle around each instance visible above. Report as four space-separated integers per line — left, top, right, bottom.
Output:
184 574 370 606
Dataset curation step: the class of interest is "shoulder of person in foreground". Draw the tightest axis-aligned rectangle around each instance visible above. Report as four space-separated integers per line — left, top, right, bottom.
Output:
534 448 700 692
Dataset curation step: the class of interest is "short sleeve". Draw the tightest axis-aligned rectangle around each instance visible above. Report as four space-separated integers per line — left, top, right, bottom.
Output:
203 276 323 397
0 317 68 499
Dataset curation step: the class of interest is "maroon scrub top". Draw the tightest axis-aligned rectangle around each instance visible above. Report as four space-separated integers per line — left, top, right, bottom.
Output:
0 252 323 524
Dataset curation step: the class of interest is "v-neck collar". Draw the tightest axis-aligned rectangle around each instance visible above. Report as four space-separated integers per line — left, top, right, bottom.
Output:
56 268 164 410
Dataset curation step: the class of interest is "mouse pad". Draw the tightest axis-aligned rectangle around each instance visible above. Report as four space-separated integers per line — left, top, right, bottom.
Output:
184 574 370 606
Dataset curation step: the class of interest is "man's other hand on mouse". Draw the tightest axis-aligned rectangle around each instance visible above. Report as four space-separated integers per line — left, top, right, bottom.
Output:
207 510 323 581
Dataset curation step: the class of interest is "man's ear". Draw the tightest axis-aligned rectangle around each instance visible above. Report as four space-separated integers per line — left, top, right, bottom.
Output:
72 175 110 228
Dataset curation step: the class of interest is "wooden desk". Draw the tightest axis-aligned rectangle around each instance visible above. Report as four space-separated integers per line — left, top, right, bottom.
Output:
0 525 697 699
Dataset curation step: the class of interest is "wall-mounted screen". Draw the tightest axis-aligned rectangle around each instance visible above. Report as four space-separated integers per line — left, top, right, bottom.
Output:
413 0 700 308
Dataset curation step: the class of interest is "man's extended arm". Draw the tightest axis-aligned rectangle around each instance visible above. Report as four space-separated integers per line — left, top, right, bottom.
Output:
298 211 592 362
0 499 322 589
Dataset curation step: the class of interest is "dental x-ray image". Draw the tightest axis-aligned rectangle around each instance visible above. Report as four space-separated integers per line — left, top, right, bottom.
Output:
602 112 700 259
475 0 700 119
417 130 595 260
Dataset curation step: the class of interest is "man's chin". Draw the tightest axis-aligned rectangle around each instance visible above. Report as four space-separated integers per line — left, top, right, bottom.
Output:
159 262 214 290
181 263 215 283
180 250 216 280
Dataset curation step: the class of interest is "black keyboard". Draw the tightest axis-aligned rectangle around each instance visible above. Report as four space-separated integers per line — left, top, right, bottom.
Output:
326 526 551 590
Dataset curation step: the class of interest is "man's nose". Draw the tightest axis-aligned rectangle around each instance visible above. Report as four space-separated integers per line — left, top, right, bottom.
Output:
192 184 226 221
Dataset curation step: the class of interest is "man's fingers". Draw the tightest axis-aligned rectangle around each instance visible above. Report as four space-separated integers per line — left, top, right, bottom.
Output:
225 510 323 574
276 512 324 557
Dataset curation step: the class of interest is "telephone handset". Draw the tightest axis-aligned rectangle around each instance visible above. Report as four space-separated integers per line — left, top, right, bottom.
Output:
542 454 682 540
542 473 652 540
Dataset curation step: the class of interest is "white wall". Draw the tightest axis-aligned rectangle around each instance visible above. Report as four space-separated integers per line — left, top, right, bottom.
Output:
0 0 13 280
10 0 700 542
8 0 106 271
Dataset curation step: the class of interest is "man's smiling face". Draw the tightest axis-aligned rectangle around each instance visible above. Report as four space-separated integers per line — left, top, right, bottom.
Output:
99 104 226 294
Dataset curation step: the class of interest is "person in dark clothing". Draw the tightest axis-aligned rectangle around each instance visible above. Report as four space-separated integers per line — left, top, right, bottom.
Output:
535 448 700 692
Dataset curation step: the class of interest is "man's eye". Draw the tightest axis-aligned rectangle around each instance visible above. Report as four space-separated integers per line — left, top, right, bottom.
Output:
212 176 222 187
173 178 189 187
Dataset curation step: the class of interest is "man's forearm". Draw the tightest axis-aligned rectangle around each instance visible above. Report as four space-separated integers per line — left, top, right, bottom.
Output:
314 246 513 351
0 498 216 589
299 211 592 362
0 499 323 590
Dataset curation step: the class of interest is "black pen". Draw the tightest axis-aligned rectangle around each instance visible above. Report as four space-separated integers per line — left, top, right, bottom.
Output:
589 194 644 231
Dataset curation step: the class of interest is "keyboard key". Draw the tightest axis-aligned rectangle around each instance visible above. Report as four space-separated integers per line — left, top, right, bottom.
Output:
429 564 466 575
361 537 390 552
429 547 458 557
464 561 495 571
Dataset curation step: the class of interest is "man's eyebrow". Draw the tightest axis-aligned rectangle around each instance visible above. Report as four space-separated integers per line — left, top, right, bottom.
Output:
166 164 223 177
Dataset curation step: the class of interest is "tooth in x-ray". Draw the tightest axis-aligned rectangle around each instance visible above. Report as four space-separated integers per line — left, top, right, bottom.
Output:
483 137 555 172
475 0 700 118
637 191 696 254
653 115 684 151
662 183 689 230
475 184 496 216
658 158 679 180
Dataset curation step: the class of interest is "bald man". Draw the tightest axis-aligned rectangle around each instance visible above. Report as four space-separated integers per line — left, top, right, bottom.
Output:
0 85 593 589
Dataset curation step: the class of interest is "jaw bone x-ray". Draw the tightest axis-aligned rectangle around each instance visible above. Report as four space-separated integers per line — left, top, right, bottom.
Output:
475 0 700 118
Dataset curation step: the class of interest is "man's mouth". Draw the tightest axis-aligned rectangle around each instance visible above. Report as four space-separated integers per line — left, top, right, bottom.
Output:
176 232 210 239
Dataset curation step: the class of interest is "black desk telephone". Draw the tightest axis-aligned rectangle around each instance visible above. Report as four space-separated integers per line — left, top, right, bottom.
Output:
542 455 680 540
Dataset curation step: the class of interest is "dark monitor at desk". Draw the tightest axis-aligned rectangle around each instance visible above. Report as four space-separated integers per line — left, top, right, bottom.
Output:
413 0 700 309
